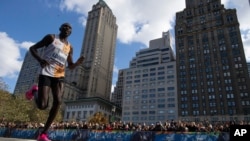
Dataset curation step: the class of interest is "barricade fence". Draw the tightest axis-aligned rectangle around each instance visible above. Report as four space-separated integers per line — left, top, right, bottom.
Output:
0 128 229 141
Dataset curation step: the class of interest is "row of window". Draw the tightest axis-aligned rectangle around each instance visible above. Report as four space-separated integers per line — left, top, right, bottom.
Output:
126 65 174 75
65 110 94 119
123 104 176 110
180 84 248 93
126 76 175 83
180 101 237 108
67 105 94 109
125 80 175 88
124 98 175 104
181 109 238 116
123 115 176 121
126 71 172 79
123 93 175 102
123 110 175 116
124 87 175 95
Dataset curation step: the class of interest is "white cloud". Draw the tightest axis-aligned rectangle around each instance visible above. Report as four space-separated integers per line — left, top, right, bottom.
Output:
222 0 250 62
60 0 185 45
60 0 250 62
19 41 34 50
241 30 250 62
0 32 23 78
222 0 250 30
0 32 34 78
113 65 119 74
111 84 115 93
60 0 94 14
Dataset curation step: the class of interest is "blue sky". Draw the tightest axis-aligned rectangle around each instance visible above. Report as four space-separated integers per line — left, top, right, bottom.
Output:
0 0 250 93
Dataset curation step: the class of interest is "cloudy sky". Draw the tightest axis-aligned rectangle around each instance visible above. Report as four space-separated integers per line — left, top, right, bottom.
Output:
0 0 250 93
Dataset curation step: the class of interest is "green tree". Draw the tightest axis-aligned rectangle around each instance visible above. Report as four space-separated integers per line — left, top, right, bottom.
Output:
0 89 63 123
0 89 11 121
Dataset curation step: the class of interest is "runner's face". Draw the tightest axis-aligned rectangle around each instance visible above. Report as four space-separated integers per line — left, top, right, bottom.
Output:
60 24 72 36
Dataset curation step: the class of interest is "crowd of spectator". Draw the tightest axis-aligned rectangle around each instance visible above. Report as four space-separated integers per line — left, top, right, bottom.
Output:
1 119 249 133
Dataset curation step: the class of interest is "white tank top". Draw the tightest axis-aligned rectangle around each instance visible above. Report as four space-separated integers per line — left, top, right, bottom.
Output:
41 35 71 78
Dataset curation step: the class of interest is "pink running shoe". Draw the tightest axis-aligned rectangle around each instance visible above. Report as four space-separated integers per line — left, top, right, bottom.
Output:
37 133 51 141
25 84 38 100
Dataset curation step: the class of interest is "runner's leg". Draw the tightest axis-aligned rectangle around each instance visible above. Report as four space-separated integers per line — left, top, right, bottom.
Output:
36 75 50 110
41 78 64 134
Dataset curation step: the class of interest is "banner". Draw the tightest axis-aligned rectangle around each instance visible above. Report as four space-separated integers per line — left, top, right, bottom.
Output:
154 132 219 141
0 128 6 137
0 128 229 141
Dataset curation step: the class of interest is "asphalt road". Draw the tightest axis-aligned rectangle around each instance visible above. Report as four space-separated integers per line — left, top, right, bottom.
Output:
0 137 35 141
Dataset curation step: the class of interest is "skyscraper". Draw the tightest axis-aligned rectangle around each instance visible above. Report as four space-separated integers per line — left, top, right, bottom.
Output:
111 70 124 108
247 62 250 77
63 0 119 121
64 0 118 101
175 0 250 122
120 31 178 124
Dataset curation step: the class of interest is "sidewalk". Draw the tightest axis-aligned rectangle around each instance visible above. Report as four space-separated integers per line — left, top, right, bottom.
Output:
0 137 35 141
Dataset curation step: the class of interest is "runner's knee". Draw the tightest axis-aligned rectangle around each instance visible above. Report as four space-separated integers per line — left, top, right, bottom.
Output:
37 101 49 110
38 104 48 110
53 97 62 106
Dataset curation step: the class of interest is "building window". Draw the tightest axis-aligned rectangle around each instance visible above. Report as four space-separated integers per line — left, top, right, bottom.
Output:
158 104 165 108
227 93 234 99
226 14 233 23
149 94 155 98
132 111 139 115
150 73 156 76
158 66 164 70
158 116 165 120
167 87 175 91
181 104 188 108
158 71 165 75
149 105 155 109
167 70 174 74
228 101 235 106
158 99 166 103
150 68 156 71
168 104 175 107
123 112 130 115
167 65 174 68
209 102 216 107
158 88 165 92
149 111 156 114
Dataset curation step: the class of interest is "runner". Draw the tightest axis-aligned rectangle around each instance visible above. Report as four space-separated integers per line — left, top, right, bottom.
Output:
29 23 84 141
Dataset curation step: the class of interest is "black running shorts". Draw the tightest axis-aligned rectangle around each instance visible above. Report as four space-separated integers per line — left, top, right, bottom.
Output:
38 75 64 87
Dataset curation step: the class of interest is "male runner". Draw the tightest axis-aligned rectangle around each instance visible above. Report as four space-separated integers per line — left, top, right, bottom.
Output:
29 23 84 141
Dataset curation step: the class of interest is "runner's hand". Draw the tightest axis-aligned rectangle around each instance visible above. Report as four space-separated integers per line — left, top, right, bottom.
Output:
39 59 49 68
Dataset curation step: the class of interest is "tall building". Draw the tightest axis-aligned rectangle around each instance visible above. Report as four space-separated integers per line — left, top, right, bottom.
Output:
14 49 42 95
247 62 250 77
111 70 124 108
64 0 118 101
175 0 250 122
119 31 177 124
63 0 119 122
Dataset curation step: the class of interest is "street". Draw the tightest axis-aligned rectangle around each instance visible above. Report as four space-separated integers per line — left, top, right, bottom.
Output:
0 137 35 141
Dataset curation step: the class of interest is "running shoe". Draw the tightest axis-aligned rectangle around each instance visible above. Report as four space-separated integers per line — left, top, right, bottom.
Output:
25 84 38 100
37 133 51 141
